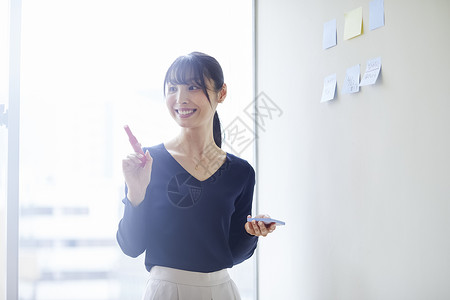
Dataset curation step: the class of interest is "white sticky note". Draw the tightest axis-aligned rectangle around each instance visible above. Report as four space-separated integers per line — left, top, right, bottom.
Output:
360 57 382 86
342 64 360 94
323 19 337 50
369 0 385 30
321 73 337 102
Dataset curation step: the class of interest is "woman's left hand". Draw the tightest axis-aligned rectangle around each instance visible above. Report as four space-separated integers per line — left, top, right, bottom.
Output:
245 214 276 237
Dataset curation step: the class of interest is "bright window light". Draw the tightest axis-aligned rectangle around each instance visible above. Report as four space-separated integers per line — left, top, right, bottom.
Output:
15 0 254 299
0 0 9 296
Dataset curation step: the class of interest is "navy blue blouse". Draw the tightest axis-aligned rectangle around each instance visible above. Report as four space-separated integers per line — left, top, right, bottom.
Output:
117 143 258 272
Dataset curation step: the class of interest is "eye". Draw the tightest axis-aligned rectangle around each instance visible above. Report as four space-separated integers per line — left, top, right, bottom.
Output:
188 85 200 91
167 86 177 93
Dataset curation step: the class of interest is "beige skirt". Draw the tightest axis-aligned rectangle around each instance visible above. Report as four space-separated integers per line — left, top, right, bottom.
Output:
142 266 241 300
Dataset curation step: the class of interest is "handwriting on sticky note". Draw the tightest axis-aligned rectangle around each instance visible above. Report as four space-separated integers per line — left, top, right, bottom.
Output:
342 64 360 94
360 57 381 86
321 73 337 102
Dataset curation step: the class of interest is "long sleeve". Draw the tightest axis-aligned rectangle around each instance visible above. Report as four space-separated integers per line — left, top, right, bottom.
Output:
116 185 148 258
116 144 259 272
228 165 258 265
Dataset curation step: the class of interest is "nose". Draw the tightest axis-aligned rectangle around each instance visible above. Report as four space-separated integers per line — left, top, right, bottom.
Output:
176 88 188 104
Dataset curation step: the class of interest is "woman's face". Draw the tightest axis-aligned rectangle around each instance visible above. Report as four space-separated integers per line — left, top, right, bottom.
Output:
165 78 221 129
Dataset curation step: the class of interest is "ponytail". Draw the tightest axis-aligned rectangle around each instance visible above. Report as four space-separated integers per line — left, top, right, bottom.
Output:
213 111 222 148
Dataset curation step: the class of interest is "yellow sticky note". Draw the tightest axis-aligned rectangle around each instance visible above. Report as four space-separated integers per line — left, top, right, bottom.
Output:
344 7 363 40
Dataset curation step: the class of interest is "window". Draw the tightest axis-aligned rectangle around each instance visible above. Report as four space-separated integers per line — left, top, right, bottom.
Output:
1 0 11 298
6 1 256 299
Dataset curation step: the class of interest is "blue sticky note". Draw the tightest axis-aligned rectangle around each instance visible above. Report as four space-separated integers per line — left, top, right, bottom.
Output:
323 19 337 49
321 73 337 102
370 0 385 30
342 64 360 94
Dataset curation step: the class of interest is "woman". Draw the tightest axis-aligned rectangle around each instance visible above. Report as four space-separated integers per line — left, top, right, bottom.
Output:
117 52 276 300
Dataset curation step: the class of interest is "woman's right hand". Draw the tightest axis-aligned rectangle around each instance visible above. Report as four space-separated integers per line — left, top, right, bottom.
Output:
122 150 153 207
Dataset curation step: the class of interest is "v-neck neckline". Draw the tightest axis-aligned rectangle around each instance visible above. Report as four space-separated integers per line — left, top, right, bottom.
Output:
160 143 229 182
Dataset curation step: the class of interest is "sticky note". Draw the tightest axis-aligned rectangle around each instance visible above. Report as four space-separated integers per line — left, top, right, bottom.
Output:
360 57 382 86
369 0 385 30
323 19 337 50
342 64 360 94
344 7 363 40
321 73 337 102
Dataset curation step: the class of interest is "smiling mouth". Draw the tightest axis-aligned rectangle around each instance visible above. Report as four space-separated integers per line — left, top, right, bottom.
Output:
175 109 197 117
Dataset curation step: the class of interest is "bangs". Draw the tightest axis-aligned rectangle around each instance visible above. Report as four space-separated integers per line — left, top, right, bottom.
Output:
164 56 206 90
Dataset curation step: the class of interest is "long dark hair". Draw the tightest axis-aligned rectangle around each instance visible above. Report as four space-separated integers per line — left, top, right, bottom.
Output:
163 52 224 148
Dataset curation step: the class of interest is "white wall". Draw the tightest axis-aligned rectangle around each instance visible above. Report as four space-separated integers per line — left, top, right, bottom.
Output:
255 0 450 299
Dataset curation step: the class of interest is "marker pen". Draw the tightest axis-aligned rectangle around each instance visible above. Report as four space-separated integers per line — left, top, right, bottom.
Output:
124 125 147 166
